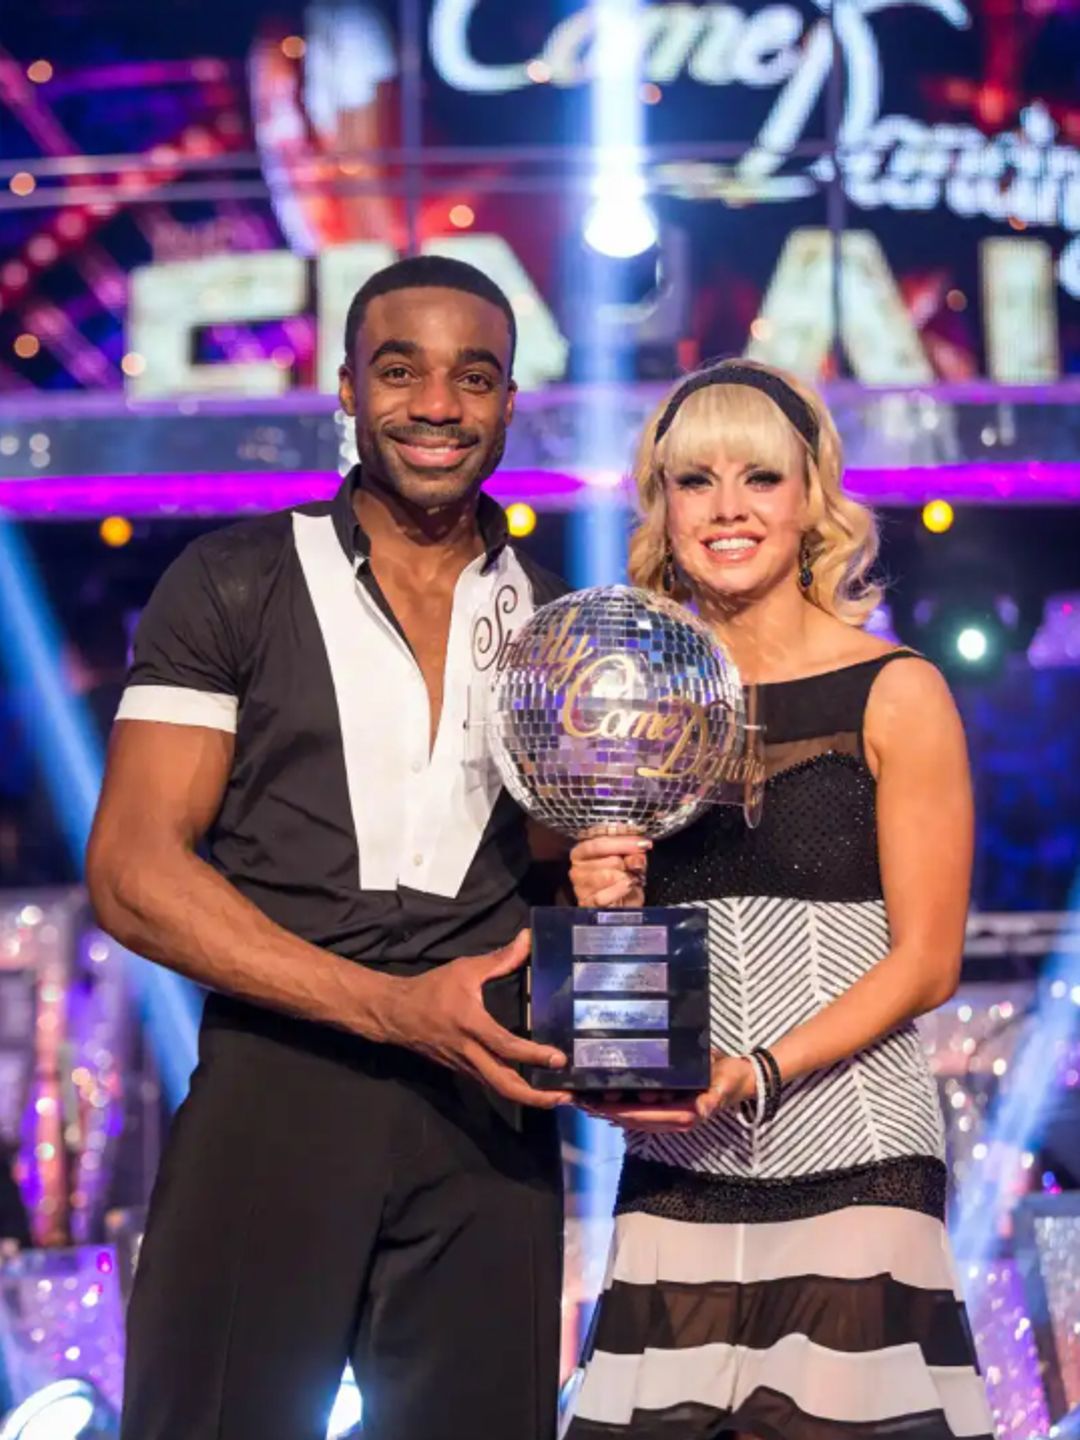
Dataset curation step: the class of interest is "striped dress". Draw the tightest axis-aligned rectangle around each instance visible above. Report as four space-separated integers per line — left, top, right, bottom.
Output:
565 652 993 1440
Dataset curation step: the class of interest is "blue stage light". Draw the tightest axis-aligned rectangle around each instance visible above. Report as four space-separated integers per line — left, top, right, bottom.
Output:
582 2 657 261
564 0 653 1356
952 872 1080 1263
0 519 200 1108
326 1367 362 1439
0 1379 118 1440
584 179 658 260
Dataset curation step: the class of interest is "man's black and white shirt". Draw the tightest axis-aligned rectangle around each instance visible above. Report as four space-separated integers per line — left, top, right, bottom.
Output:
117 468 567 969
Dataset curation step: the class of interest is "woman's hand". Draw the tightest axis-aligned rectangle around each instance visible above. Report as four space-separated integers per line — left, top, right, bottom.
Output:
577 1091 699 1133
694 1053 757 1122
568 831 651 908
576 1053 757 1132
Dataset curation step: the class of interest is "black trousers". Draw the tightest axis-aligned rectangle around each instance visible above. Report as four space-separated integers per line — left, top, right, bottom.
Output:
121 996 564 1440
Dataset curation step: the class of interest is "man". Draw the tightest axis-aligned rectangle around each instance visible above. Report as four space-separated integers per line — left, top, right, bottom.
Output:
87 255 571 1440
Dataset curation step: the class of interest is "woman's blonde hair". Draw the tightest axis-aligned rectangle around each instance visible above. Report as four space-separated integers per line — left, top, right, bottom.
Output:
628 360 881 625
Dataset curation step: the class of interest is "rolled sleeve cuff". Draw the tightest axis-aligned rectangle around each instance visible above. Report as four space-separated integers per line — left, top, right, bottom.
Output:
116 685 238 733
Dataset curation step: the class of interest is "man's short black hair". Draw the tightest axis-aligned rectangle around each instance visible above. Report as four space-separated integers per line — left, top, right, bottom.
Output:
343 255 517 372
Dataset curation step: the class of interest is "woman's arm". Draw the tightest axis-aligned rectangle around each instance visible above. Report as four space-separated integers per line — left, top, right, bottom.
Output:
766 656 973 1087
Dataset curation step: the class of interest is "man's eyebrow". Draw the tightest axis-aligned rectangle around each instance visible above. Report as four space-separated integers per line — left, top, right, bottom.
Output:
366 341 505 376
368 339 422 366
455 346 505 376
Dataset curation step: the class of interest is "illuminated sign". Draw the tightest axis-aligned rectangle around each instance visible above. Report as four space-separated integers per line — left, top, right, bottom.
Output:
747 229 934 383
430 0 811 93
430 0 1080 300
128 227 1064 396
748 228 1060 379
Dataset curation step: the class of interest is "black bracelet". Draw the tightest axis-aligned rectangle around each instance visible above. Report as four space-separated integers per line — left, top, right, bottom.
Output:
751 1045 783 1122
739 1051 769 1126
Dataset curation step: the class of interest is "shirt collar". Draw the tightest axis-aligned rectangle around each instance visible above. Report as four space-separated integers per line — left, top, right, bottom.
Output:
331 465 510 574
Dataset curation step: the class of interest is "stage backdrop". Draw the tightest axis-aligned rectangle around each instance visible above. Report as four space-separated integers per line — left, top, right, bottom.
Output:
1 0 1080 397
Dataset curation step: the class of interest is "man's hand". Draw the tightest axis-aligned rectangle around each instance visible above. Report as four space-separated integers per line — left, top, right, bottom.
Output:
381 930 571 1109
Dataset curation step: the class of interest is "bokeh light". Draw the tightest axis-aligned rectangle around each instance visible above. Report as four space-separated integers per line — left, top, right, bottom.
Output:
505 502 537 538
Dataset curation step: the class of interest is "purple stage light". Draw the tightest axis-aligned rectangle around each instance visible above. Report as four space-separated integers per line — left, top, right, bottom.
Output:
0 462 1079 519
846 463 1080 505
0 469 590 518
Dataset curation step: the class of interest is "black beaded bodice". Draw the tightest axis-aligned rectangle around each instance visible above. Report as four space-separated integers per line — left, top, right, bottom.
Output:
647 652 916 907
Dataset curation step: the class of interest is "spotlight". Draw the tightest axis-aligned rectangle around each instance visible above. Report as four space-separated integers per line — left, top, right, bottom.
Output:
583 192 659 260
505 502 536 538
914 601 1010 676
955 625 989 664
0 1380 118 1440
326 1368 362 1439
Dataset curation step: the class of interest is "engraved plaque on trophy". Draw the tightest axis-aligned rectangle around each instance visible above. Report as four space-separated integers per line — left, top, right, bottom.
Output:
529 907 710 1091
485 585 763 1092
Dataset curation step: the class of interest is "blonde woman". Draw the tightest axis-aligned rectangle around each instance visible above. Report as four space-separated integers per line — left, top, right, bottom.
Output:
563 361 992 1440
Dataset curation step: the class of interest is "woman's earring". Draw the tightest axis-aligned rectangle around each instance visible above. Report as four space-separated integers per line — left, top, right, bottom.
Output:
798 536 814 590
662 546 677 594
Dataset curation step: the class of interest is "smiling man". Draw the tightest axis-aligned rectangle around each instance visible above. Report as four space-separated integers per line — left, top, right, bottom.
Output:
87 256 570 1440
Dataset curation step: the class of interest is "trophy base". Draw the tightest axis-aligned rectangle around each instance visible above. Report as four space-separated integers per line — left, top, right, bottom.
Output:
527 906 710 1093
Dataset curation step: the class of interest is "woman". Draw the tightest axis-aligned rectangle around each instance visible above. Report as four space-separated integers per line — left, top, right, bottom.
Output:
563 360 992 1440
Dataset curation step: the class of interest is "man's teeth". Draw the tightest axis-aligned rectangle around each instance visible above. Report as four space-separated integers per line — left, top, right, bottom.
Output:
707 538 757 552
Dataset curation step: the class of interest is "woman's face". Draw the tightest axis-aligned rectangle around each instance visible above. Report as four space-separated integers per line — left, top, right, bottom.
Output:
663 439 808 606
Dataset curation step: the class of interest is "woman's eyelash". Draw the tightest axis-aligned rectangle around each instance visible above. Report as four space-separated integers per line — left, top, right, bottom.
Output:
672 469 783 489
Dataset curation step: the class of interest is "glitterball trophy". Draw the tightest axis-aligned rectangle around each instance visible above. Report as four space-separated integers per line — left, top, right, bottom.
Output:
488 585 763 1093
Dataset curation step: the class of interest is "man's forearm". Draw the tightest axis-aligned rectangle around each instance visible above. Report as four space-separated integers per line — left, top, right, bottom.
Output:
87 843 404 1042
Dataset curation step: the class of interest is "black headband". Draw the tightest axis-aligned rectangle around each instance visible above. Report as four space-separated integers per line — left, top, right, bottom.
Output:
654 363 820 457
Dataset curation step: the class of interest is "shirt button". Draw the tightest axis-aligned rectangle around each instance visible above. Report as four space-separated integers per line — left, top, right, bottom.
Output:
411 759 424 774
413 853 424 867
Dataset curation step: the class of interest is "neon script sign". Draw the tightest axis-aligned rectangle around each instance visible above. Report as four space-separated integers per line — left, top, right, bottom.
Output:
430 0 1080 299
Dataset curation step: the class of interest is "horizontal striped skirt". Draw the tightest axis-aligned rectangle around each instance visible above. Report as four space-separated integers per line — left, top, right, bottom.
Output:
564 1166 993 1440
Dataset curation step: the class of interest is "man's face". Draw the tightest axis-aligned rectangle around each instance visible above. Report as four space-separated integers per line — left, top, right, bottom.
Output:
338 286 516 511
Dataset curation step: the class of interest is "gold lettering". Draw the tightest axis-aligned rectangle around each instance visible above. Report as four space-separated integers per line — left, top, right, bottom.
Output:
629 711 653 741
525 607 595 687
637 701 710 781
548 633 594 689
599 709 634 740
561 654 636 738
538 607 577 664
542 636 749 795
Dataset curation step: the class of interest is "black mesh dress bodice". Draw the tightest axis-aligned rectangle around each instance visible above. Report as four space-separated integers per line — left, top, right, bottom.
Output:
647 651 918 908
